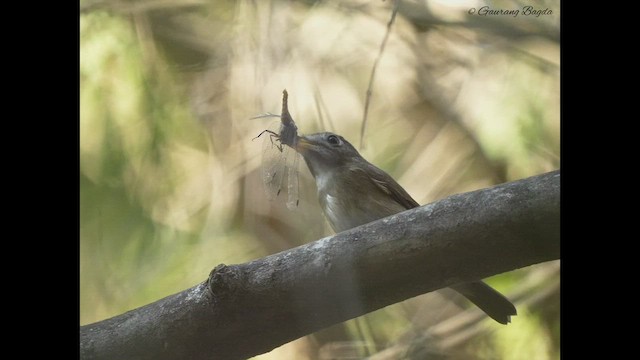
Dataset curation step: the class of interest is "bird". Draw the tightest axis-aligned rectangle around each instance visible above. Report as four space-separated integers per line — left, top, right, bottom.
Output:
294 131 517 325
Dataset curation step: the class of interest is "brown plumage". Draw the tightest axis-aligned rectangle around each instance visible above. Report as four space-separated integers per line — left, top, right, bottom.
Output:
295 132 517 324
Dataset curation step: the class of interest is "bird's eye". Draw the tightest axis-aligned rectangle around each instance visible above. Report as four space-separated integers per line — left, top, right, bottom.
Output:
327 135 340 145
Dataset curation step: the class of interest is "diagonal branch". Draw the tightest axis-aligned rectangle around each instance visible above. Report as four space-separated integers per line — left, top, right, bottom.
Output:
80 170 560 360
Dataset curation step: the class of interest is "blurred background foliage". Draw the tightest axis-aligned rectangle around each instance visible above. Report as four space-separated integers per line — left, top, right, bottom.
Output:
80 0 559 358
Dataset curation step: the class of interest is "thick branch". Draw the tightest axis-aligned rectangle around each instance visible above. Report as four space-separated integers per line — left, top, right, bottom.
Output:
80 170 560 360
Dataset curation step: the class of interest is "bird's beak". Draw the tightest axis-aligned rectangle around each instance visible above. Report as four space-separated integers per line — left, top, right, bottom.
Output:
295 136 314 153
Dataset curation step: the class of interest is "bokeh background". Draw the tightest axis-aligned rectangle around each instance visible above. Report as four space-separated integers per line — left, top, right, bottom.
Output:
80 0 560 358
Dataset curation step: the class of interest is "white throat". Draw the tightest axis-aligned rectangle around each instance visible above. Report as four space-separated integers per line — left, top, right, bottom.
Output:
315 170 334 194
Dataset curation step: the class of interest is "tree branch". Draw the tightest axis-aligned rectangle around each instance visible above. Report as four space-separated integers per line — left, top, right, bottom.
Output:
80 170 560 360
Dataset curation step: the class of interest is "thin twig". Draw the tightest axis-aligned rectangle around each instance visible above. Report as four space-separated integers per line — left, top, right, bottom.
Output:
313 85 335 132
360 0 401 149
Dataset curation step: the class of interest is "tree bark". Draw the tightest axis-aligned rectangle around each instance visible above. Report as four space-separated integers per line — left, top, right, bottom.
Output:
80 170 560 360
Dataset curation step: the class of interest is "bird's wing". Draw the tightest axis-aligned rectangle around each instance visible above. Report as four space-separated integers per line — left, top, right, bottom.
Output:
352 163 420 210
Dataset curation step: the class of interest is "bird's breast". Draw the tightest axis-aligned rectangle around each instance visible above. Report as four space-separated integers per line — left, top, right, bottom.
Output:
318 189 406 233
318 193 352 233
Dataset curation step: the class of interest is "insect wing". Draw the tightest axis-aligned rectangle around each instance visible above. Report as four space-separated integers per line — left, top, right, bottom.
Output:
261 123 286 201
285 147 300 210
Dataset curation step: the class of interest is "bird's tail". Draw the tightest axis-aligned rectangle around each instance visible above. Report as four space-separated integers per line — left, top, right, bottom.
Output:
450 281 517 325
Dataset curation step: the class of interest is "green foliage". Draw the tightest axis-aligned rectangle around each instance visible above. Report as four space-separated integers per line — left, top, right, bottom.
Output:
477 309 557 359
81 1 559 358
81 10 212 323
